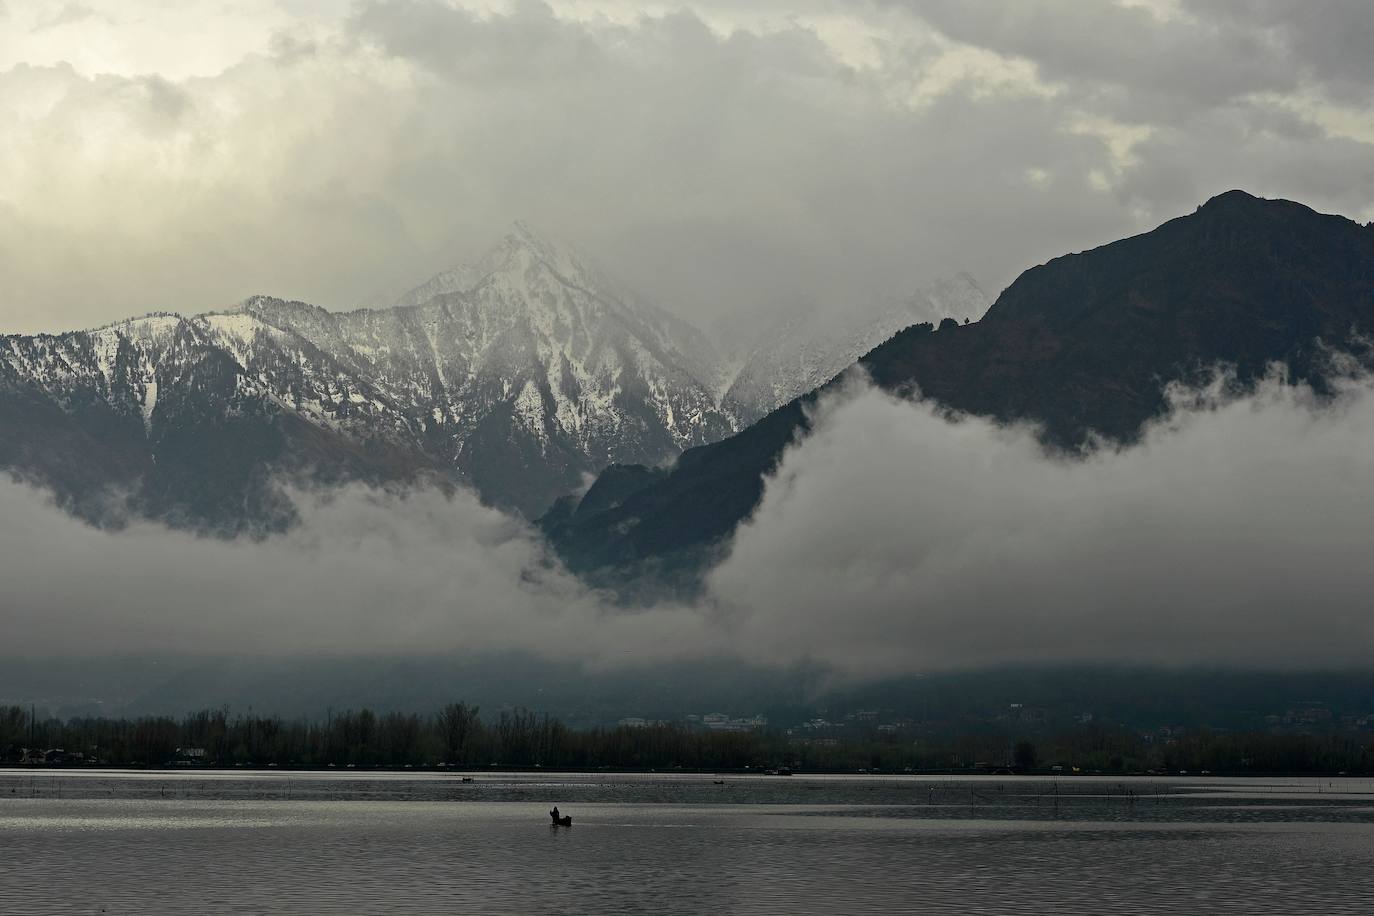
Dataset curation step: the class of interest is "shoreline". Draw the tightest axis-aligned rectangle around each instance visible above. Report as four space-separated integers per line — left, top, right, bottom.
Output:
2 763 1370 779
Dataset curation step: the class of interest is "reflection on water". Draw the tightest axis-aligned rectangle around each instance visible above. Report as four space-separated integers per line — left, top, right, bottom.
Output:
1 773 1372 914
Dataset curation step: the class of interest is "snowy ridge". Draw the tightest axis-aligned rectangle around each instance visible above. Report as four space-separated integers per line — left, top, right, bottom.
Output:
0 224 741 517
0 222 983 522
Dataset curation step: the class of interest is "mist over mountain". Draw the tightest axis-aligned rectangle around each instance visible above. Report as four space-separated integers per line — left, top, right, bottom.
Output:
716 274 990 423
546 191 1374 589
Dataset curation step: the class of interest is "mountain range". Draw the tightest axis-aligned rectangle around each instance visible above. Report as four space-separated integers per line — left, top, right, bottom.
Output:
0 222 984 529
4 191 1368 595
544 191 1374 591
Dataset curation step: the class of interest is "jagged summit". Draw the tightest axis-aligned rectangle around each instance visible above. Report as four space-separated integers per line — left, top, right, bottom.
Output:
489 219 591 277
391 220 612 313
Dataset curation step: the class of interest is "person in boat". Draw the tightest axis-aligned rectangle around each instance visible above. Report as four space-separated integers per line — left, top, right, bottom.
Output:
550 805 560 823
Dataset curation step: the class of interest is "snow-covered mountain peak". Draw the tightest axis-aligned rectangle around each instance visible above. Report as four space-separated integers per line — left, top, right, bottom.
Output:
500 219 576 267
388 220 609 314
474 227 595 298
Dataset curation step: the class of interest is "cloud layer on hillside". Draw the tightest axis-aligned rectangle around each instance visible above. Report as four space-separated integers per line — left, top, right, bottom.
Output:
5 368 1373 676
710 370 1374 676
0 479 718 663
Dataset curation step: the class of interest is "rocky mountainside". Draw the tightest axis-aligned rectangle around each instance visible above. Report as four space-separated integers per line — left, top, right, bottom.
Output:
0 224 742 526
240 222 739 516
0 310 445 531
545 191 1374 591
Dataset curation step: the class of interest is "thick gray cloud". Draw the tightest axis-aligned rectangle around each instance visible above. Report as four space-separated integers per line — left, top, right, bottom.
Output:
1190 0 1374 101
0 478 719 662
879 0 1374 216
708 371 1374 677
4 368 1373 677
1 1 1371 334
887 0 1297 116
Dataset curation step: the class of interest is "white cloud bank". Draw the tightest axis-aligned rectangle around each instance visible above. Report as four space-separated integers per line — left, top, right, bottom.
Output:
4 369 1374 678
0 479 719 664
710 371 1374 676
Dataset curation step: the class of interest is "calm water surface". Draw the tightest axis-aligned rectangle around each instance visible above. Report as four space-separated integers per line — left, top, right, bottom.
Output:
2 771 1372 914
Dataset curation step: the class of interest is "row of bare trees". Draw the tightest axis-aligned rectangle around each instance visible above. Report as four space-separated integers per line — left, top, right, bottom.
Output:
3 704 1372 773
0 703 761 769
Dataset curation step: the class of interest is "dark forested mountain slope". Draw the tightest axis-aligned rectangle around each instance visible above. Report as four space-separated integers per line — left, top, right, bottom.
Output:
545 191 1374 587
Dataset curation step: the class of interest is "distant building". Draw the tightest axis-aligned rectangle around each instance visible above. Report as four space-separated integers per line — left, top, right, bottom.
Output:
617 717 662 729
25 748 86 765
697 713 767 732
173 747 208 766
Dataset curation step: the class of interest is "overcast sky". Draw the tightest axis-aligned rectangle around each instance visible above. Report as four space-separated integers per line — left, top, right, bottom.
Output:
1 0 1372 334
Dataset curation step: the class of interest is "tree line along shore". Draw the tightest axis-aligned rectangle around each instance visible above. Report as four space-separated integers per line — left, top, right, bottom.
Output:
3 704 1372 775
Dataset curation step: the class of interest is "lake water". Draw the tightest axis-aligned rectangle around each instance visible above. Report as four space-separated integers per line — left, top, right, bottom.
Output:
2 771 1373 914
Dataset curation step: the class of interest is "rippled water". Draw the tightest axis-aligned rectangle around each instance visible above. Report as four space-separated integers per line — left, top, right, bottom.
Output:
2 772 1372 914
